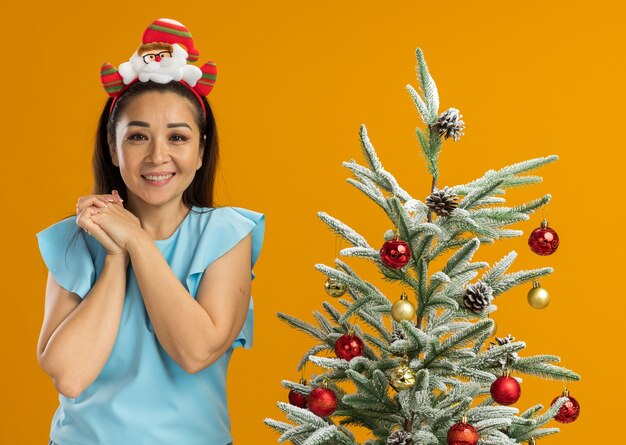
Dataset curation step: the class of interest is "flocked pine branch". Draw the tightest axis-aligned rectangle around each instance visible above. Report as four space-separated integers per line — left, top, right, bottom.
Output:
265 48 580 445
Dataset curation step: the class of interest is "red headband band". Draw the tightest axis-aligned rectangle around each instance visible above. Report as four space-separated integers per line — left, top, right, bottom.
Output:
108 78 207 119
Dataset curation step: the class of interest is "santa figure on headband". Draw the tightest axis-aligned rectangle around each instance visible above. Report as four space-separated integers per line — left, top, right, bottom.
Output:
100 18 217 98
118 41 202 86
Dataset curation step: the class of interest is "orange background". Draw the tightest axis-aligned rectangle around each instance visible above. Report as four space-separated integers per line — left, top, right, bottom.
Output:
1 1 624 444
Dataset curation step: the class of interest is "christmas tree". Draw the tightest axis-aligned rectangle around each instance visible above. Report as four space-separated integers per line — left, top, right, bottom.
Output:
264 48 580 445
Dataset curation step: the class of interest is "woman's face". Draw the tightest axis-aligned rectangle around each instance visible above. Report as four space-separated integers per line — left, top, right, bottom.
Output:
108 91 204 208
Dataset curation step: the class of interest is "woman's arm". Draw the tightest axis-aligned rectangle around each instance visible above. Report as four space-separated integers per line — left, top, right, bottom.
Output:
37 253 129 398
127 232 252 374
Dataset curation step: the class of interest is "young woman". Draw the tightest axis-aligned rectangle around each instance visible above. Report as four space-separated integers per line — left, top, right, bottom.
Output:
35 18 265 445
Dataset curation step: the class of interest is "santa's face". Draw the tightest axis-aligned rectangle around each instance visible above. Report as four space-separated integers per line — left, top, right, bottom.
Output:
108 91 204 211
141 49 173 64
126 44 188 80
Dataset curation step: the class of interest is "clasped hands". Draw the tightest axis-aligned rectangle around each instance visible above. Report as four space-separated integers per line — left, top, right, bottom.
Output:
75 190 144 256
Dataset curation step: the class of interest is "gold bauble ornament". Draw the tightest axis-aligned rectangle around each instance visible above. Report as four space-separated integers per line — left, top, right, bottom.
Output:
527 281 550 309
488 316 497 336
391 292 416 322
390 356 416 391
324 277 347 297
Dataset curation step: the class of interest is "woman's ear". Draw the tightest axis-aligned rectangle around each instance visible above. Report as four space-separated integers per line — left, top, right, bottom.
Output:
108 133 119 167
197 134 206 170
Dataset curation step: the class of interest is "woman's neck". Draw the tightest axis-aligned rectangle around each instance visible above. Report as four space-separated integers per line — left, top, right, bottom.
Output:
126 197 191 241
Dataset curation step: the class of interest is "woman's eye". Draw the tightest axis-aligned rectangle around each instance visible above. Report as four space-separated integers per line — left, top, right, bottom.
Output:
126 134 188 142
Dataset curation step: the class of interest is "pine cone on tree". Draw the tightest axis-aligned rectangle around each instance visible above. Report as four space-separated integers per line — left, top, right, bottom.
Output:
462 281 494 313
425 186 459 217
489 334 519 367
491 334 515 347
390 329 406 343
387 429 413 445
432 107 465 141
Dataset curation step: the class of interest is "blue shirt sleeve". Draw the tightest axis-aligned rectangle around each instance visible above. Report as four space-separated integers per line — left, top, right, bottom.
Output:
35 216 97 300
184 206 266 350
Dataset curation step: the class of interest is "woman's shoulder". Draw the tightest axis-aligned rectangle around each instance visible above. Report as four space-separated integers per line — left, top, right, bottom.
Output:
36 213 80 239
183 206 265 249
187 205 265 247
35 213 95 300
182 204 266 291
190 205 265 225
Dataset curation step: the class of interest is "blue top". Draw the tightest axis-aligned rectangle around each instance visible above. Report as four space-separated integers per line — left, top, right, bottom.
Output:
36 205 265 445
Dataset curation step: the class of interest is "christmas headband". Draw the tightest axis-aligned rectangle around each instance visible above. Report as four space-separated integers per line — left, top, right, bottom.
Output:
100 18 217 119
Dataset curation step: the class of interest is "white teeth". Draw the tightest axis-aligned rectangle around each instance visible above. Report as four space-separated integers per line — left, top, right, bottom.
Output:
144 174 173 181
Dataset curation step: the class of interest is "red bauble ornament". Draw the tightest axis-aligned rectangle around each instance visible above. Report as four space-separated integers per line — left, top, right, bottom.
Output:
490 372 521 405
307 387 338 417
528 219 559 256
288 378 309 408
334 334 365 361
447 417 479 445
288 389 308 408
551 389 580 423
380 235 412 269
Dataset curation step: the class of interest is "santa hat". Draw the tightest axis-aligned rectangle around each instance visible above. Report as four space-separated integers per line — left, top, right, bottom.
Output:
142 18 200 63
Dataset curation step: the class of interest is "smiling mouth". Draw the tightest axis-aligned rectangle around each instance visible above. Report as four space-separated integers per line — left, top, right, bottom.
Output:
142 173 175 181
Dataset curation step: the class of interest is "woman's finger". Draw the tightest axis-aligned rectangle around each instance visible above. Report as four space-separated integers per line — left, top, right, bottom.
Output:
76 206 126 255
76 206 101 232
76 196 108 208
111 190 124 203
99 193 123 203
76 195 118 215
77 193 122 206
76 199 108 216
95 194 122 204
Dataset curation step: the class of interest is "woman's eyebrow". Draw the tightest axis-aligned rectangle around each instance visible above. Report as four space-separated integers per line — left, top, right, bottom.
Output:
127 121 191 129
167 123 192 129
127 121 150 128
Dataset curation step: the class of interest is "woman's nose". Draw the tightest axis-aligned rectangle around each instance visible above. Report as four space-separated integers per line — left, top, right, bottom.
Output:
147 139 169 163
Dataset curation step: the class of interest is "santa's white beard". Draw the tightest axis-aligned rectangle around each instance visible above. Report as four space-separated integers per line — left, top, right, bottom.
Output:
158 58 176 67
129 58 181 83
118 44 203 87
142 57 178 70
142 61 160 72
